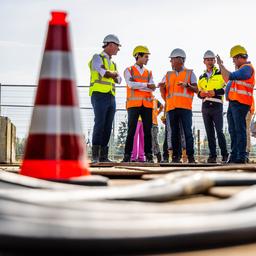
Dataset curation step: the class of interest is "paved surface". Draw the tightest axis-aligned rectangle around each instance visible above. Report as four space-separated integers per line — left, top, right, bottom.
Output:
1 164 256 255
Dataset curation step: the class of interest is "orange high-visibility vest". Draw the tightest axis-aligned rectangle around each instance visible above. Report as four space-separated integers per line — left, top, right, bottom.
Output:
152 99 159 125
165 69 194 112
228 63 255 106
126 65 153 109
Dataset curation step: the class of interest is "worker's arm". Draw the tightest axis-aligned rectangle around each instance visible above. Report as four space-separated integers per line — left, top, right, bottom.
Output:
159 76 167 102
92 54 122 83
177 71 198 93
229 65 253 80
124 68 155 92
216 55 231 82
188 71 198 93
187 83 198 93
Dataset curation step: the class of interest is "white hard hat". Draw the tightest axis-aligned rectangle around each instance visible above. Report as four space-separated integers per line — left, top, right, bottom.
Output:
203 50 215 59
103 34 121 46
169 48 186 59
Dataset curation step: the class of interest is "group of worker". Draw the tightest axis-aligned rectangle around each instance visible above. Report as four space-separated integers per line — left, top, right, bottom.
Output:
89 34 255 164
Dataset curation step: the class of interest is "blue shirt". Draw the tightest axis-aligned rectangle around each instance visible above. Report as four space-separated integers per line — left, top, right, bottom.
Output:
225 62 253 99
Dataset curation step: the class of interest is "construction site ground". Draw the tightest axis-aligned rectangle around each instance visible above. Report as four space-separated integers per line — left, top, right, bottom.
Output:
1 162 256 255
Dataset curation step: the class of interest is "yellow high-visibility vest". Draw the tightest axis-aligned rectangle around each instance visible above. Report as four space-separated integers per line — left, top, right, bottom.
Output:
198 66 225 103
89 52 117 96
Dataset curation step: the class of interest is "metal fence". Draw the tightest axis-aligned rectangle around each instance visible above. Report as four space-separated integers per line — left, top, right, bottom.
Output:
1 83 254 160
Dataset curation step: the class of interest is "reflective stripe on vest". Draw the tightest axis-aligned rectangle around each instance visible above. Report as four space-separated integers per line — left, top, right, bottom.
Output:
203 97 223 104
89 53 116 96
233 80 254 89
229 88 253 96
126 66 153 108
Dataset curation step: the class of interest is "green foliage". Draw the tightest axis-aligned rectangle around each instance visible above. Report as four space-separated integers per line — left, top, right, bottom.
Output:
16 137 26 159
116 118 128 154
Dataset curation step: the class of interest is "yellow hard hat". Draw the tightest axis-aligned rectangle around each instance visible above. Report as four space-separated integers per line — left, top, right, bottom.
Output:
230 45 247 58
133 45 150 57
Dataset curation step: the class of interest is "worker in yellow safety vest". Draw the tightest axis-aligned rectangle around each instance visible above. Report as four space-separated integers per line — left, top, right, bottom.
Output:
88 34 122 163
122 45 156 162
198 50 228 163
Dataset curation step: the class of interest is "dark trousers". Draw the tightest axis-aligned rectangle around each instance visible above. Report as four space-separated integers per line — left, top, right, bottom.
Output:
202 103 227 158
163 128 169 159
227 101 250 161
124 106 152 155
168 108 194 158
91 92 116 146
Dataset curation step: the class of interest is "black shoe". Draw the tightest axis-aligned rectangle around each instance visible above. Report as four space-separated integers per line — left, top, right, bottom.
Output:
172 157 182 163
188 156 196 163
146 154 154 163
161 158 169 163
99 146 112 162
91 145 101 164
207 156 217 163
122 154 131 163
156 152 162 163
221 155 228 163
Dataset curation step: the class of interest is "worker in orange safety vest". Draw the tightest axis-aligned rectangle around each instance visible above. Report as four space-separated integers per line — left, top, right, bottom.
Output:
122 45 156 162
217 45 255 163
159 48 198 163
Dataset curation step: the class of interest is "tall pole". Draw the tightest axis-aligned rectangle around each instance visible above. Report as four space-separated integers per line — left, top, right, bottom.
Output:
197 129 200 162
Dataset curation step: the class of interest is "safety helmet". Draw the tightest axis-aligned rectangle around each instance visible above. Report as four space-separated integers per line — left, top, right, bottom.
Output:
103 34 121 46
169 48 186 59
203 50 215 59
133 45 150 57
230 45 247 58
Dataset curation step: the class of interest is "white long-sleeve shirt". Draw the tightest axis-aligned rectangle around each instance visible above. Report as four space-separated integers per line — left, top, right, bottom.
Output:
124 64 154 92
91 51 122 84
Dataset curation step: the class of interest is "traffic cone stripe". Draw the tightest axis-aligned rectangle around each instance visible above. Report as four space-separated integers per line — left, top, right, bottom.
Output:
21 160 89 179
29 106 83 135
24 134 85 160
36 79 78 106
40 51 75 80
45 25 70 51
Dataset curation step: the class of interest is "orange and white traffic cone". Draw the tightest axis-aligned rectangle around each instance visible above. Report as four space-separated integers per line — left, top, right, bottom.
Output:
20 11 90 179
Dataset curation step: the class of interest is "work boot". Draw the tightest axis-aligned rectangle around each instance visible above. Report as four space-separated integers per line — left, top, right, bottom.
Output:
161 157 169 163
156 152 162 163
99 146 112 162
172 156 181 164
207 156 217 163
161 152 169 163
91 145 101 164
145 153 154 163
188 155 196 163
221 154 228 163
121 154 131 163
